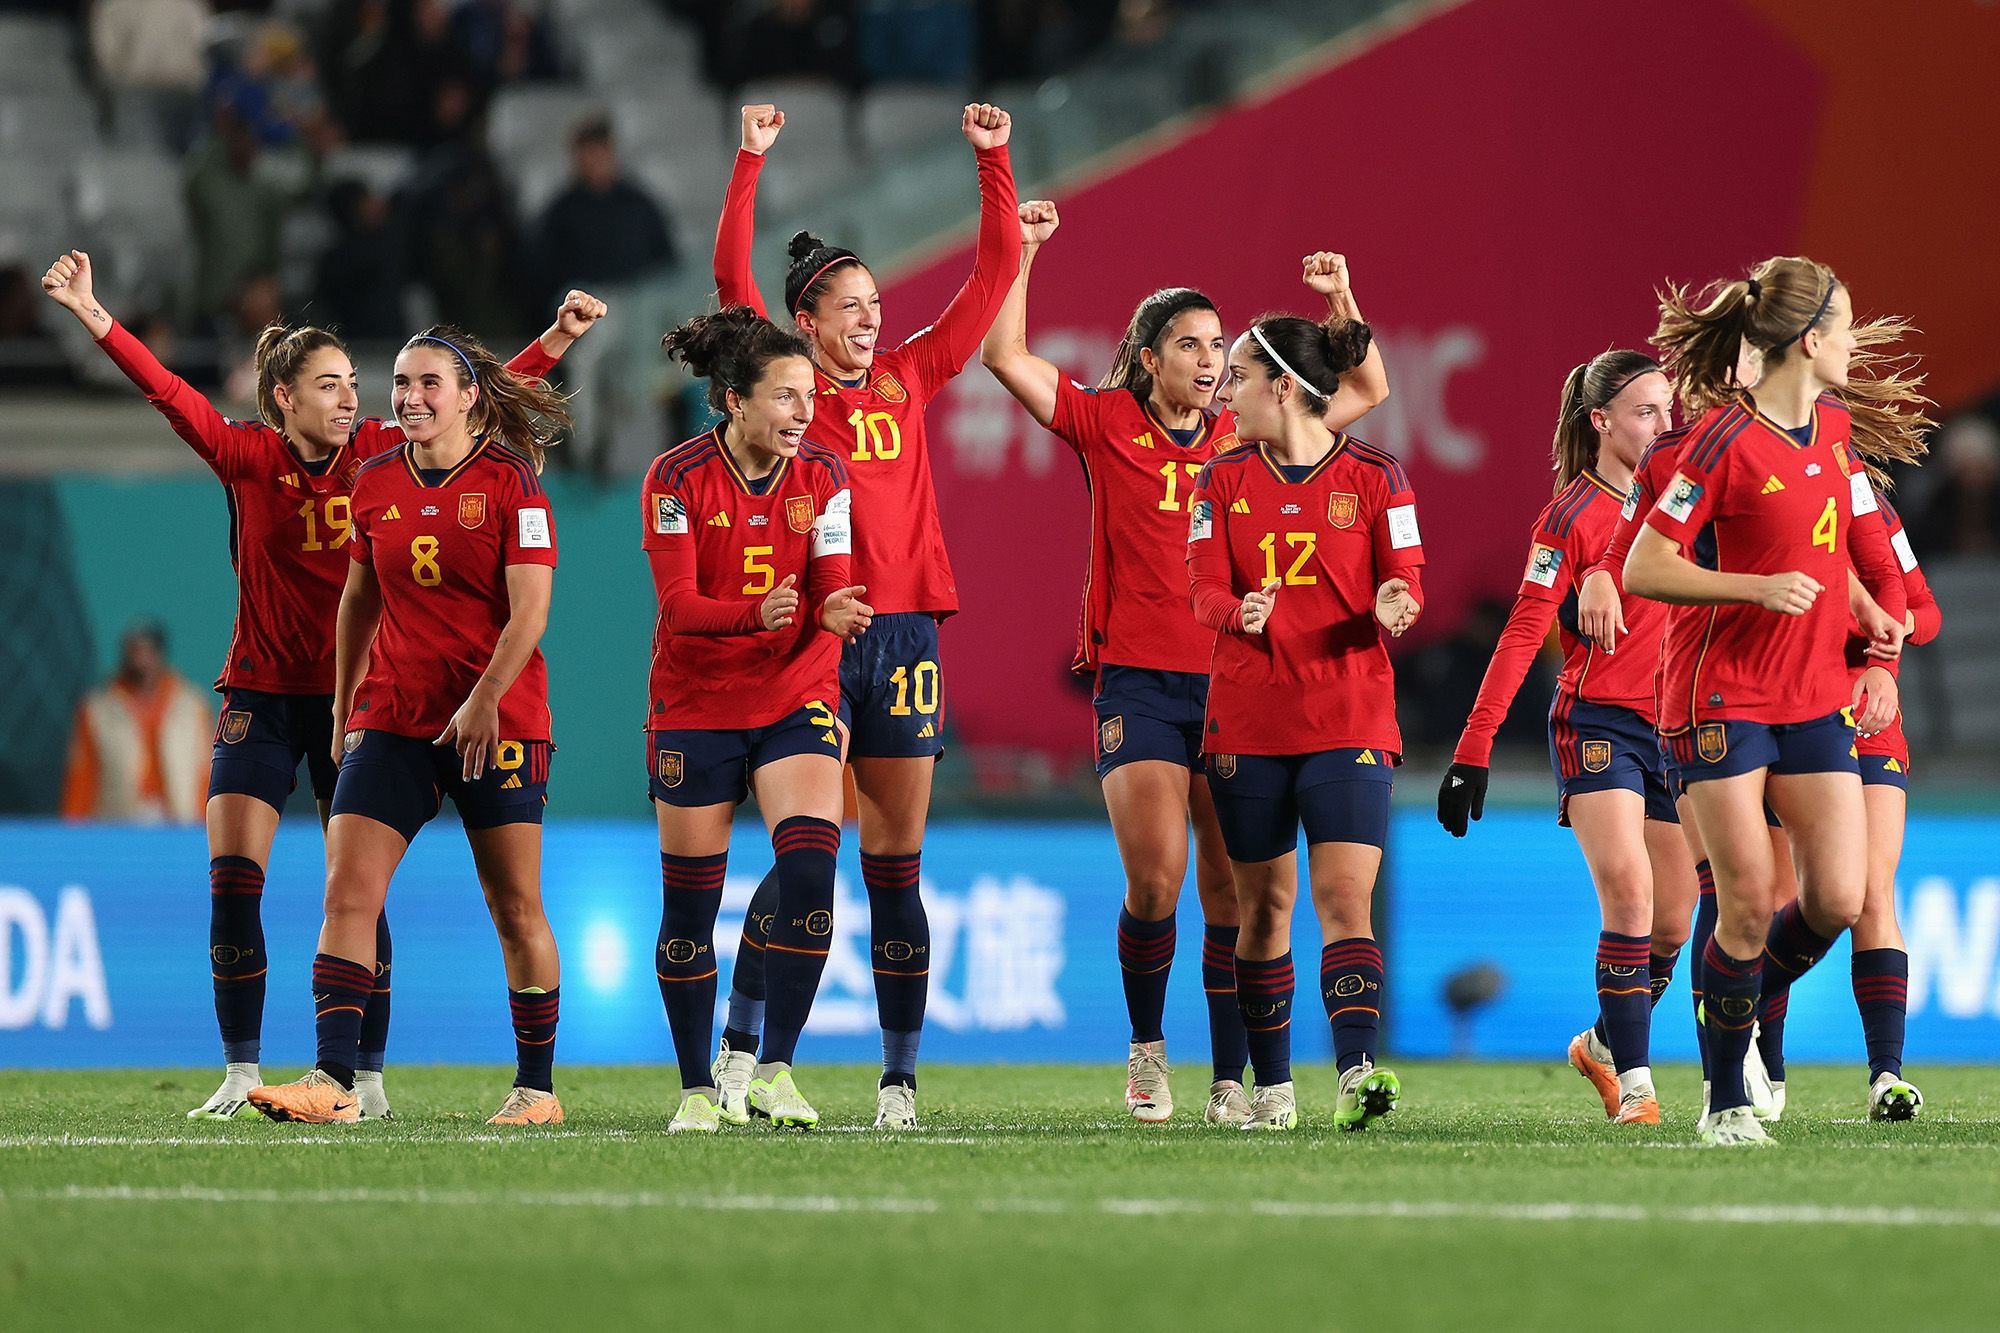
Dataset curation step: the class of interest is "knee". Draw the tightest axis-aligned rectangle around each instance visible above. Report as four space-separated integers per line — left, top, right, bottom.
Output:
1651 913 1691 953
490 894 550 949
322 871 381 926
1123 865 1182 918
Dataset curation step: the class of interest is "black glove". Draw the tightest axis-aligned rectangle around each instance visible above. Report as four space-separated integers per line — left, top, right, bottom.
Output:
1436 762 1489 837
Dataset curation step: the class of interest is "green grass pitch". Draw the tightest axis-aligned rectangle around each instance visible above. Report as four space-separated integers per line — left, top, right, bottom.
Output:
2 1062 1996 1329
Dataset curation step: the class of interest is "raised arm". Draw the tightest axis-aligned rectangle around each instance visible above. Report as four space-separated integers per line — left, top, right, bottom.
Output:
713 105 781 317
513 289 610 378
900 104 1023 397
979 200 1064 427
1303 251 1389 431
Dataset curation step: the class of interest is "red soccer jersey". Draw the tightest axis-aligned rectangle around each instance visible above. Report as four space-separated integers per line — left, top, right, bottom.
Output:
1187 437 1424 756
714 145 1020 615
1452 468 1665 766
641 431 853 731
346 439 558 740
1846 491 1942 676
1049 379 1240 676
1645 395 1904 732
96 321 558 694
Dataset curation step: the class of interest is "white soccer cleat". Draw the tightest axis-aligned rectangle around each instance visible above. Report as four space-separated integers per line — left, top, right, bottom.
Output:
1125 1040 1173 1123
1868 1072 1923 1122
1698 1079 1712 1132
874 1083 918 1131
1699 1104 1773 1147
1204 1080 1252 1127
187 1062 260 1119
1745 1029 1776 1118
1241 1081 1298 1132
354 1070 393 1121
711 1048 755 1127
1766 1080 1787 1123
668 1091 722 1134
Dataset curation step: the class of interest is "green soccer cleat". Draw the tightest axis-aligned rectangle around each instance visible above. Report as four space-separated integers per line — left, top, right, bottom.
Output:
1868 1072 1923 1122
748 1067 819 1129
668 1091 723 1134
1332 1062 1401 1132
1240 1081 1297 1131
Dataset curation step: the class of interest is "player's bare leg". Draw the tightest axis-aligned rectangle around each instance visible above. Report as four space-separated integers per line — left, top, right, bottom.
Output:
470 823 564 1125
1686 773 1781 1146
853 754 934 1129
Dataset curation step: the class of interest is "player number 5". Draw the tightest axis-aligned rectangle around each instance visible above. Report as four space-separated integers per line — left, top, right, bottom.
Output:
742 545 776 595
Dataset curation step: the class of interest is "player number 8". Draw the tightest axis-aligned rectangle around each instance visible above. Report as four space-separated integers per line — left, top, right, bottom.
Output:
410 535 443 586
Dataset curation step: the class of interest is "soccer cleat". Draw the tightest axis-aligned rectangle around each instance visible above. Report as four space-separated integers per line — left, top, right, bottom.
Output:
248 1068 360 1124
1241 1081 1297 1131
1204 1080 1253 1127
1868 1072 1923 1122
354 1070 393 1121
874 1083 918 1131
487 1086 564 1125
187 1062 260 1119
1567 1029 1620 1119
1698 1080 1712 1132
748 1068 819 1129
1745 1030 1776 1118
1699 1104 1773 1147
1615 1090 1661 1125
668 1091 722 1134
1332 1062 1401 1131
711 1047 755 1127
1125 1040 1173 1123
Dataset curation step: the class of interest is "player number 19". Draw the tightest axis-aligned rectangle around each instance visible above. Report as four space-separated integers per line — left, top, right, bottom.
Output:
298 496 351 551
1811 496 1838 554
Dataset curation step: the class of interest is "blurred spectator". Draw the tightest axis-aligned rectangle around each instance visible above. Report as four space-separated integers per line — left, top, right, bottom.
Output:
450 0 558 93
92 0 211 92
715 0 862 88
329 0 475 145
979 0 1119 83
1398 597 1556 749
184 107 318 324
312 179 408 339
208 18 335 149
220 273 284 402
533 117 677 309
406 77 530 335
1914 414 2000 556
60 622 213 825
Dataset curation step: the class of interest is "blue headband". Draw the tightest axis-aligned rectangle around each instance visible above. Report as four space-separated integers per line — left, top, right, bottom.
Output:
410 334 477 383
1771 277 1837 352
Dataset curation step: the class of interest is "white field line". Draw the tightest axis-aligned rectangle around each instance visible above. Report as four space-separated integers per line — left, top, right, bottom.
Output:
3 1184 1999 1229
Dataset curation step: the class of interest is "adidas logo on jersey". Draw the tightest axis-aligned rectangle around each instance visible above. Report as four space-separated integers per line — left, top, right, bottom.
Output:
280 472 301 489
382 504 402 520
707 512 730 527
1354 750 1378 765
1229 498 1250 514
916 723 935 739
500 774 522 790
1761 475 1785 494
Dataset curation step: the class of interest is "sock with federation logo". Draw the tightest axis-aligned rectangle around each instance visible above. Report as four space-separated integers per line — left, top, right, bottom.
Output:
1202 924 1249 1084
1320 937 1384 1074
1235 952 1295 1086
862 850 927 1089
1702 939 1762 1112
210 855 267 1065
1759 900 1834 1084
1594 931 1653 1073
722 867 779 1054
357 911 392 1074
311 952 373 1090
762 817 839 1067
509 987 559 1092
657 851 728 1090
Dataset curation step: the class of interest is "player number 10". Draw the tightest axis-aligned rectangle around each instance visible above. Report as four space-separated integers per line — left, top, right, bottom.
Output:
1156 461 1203 512
848 409 902 461
298 496 351 551
888 660 939 716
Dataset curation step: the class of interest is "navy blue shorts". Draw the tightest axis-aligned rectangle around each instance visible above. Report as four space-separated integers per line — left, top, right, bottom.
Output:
838 611 944 760
1204 748 1396 861
1093 665 1207 778
329 730 551 843
649 701 843 808
1859 753 1909 790
1548 696 1677 826
1666 709 1859 787
208 687 340 810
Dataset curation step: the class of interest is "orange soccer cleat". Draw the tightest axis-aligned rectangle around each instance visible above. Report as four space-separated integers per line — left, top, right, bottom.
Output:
487 1087 565 1125
1615 1092 1662 1125
1567 1030 1621 1119
247 1069 362 1124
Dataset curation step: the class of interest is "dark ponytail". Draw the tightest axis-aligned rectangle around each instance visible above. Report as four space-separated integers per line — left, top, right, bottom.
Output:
783 230 864 317
1098 287 1218 400
1550 349 1661 493
662 305 814 413
1240 312 1373 414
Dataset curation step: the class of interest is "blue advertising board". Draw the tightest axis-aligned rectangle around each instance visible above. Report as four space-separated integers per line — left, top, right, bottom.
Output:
2 814 1996 1069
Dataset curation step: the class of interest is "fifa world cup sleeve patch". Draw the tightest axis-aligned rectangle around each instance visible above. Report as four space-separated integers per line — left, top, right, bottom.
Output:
1850 473 1879 517
1620 480 1642 521
1189 498 1213 542
1524 543 1562 588
813 488 852 557
654 494 689 535
1656 472 1703 523
1387 503 1421 550
1891 528 1917 573
517 506 552 549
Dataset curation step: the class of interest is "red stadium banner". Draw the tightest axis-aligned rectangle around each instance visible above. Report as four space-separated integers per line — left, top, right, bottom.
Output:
872 0 2000 760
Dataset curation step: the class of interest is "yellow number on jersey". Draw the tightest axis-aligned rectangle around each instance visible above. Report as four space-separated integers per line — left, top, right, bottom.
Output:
1812 496 1838 554
848 409 903 461
410 535 442 586
298 496 352 551
1257 531 1319 585
742 545 777 595
1156 461 1204 512
888 660 941 716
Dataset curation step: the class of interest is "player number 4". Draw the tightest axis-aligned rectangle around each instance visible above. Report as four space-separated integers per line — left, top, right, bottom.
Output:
1812 496 1838 554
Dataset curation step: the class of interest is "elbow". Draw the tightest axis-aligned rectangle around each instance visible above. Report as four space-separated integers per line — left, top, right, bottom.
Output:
1361 381 1390 411
979 340 1004 371
1622 551 1662 601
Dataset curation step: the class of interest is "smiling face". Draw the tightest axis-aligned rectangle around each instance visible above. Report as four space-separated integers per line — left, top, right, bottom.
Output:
392 344 477 446
272 345 359 453
1213 332 1292 442
1142 307 1227 416
726 354 817 466
796 264 881 377
1592 369 1674 471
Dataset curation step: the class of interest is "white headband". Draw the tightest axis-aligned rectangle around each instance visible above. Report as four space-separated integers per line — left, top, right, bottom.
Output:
1250 323 1328 399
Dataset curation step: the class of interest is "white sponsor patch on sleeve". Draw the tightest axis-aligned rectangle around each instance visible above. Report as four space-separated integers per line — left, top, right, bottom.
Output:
654 494 688 535
1189 498 1213 543
1891 528 1917 573
1524 543 1562 589
517 506 551 548
1850 471 1879 517
1656 472 1703 523
1387 503 1421 550
813 488 852 557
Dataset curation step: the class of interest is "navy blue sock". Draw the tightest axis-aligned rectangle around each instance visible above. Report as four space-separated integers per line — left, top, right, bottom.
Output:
357 911 391 1074
762 817 839 1067
722 867 779 1054
1595 931 1653 1073
1234 952 1294 1087
1202 924 1248 1084
862 850 927 1087
209 855 266 1065
311 952 372 1089
1116 906 1175 1044
1320 937 1384 1074
1702 939 1762 1112
1759 901 1832 1083
508 988 558 1092
657 851 728 1089
1691 861 1717 1078
1648 947 1680 1008
1852 948 1908 1082
1757 993 1788 1083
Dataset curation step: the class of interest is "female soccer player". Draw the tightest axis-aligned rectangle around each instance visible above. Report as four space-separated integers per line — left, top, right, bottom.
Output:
248 326 573 1126
1187 310 1419 1132
979 201 1388 1124
646 307 871 1134
1438 350 1692 1125
1625 256 1922 1145
40 248 600 1120
708 100 1020 1129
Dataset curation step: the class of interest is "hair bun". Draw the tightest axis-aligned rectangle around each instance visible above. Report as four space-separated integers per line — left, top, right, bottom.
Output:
1322 318 1373 374
787 230 824 262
